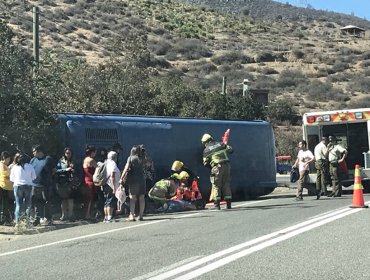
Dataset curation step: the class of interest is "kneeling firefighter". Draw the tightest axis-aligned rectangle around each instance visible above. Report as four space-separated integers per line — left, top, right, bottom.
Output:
201 133 233 210
148 173 182 207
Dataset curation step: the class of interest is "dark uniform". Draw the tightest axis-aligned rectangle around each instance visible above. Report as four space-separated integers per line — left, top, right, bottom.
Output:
202 135 233 209
327 136 347 197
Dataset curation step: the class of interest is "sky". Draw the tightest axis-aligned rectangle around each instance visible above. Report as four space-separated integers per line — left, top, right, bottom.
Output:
274 0 370 20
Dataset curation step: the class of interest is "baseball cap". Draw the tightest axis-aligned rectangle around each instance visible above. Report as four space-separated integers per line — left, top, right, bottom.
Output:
112 143 123 151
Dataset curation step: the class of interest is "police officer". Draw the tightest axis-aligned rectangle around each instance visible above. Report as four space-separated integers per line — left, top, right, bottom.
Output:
327 136 347 197
201 133 233 210
314 136 329 199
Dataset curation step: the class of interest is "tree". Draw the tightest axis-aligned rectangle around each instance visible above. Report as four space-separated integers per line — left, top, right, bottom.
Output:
0 20 60 155
267 97 296 125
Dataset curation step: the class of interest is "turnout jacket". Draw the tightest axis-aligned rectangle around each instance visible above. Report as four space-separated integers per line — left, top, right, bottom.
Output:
203 141 233 167
148 179 178 202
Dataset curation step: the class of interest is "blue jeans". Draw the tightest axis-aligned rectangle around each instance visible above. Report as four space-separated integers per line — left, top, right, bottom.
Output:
14 185 33 223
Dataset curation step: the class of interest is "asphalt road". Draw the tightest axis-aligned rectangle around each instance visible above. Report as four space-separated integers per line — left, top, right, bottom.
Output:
1 189 370 280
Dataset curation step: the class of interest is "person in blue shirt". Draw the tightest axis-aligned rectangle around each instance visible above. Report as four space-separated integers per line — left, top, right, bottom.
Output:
30 145 55 226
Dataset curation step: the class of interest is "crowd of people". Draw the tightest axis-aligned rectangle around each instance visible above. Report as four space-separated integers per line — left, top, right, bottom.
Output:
293 135 348 201
0 135 224 228
0 131 235 228
0 143 154 227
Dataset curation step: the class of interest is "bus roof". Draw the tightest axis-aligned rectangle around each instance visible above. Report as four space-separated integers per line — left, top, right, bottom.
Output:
57 113 269 126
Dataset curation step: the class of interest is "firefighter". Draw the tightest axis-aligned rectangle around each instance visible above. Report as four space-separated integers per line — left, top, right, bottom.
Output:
201 133 233 210
171 160 197 188
148 173 182 207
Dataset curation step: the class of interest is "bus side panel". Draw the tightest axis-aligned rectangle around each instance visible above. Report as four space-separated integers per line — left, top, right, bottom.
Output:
171 121 276 199
116 122 175 177
59 114 276 200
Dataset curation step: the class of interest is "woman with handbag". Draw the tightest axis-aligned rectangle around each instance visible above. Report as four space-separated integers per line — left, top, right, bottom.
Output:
56 147 76 221
121 145 146 221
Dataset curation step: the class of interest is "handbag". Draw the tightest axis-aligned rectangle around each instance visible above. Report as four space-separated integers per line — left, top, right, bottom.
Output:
290 167 299 183
115 185 127 204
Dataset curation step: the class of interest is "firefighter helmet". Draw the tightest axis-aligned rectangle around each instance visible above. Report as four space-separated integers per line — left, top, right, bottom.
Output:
179 171 190 180
171 160 184 172
201 133 213 143
170 173 181 181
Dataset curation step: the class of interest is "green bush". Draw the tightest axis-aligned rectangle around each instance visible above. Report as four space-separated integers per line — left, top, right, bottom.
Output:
259 67 279 75
360 60 370 68
150 39 171 56
277 69 306 88
362 51 370 60
149 56 171 69
267 97 297 125
255 51 276 63
347 76 370 92
331 61 350 73
303 80 345 102
292 49 305 59
170 38 212 60
191 60 217 75
347 96 370 109
211 51 253 65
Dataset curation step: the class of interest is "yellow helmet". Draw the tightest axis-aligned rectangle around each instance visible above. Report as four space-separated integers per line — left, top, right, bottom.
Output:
201 133 213 143
171 160 184 172
179 171 190 180
170 173 181 180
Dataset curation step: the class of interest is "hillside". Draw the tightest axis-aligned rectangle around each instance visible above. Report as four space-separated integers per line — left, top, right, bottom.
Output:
181 0 370 28
2 0 370 114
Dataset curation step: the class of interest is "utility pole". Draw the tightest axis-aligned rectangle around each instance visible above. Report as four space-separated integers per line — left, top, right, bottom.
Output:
33 6 40 73
221 76 227 95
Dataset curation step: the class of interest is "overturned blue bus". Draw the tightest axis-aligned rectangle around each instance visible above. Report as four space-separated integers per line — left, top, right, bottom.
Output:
57 114 277 200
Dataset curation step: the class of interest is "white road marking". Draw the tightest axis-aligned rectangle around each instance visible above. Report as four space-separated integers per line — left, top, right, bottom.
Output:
0 220 164 257
234 200 265 208
130 256 202 280
0 211 209 258
147 201 370 280
173 208 363 280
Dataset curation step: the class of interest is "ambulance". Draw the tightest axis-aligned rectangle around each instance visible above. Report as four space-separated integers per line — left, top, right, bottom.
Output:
302 108 370 189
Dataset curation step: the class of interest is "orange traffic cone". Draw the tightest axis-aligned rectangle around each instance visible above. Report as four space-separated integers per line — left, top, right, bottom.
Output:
350 164 368 208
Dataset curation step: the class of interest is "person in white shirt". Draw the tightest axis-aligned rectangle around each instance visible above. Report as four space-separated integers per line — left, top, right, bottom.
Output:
314 137 329 199
292 140 314 201
103 151 121 223
10 154 36 224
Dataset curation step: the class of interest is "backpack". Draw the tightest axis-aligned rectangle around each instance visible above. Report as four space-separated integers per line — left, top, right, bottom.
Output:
93 161 108 187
